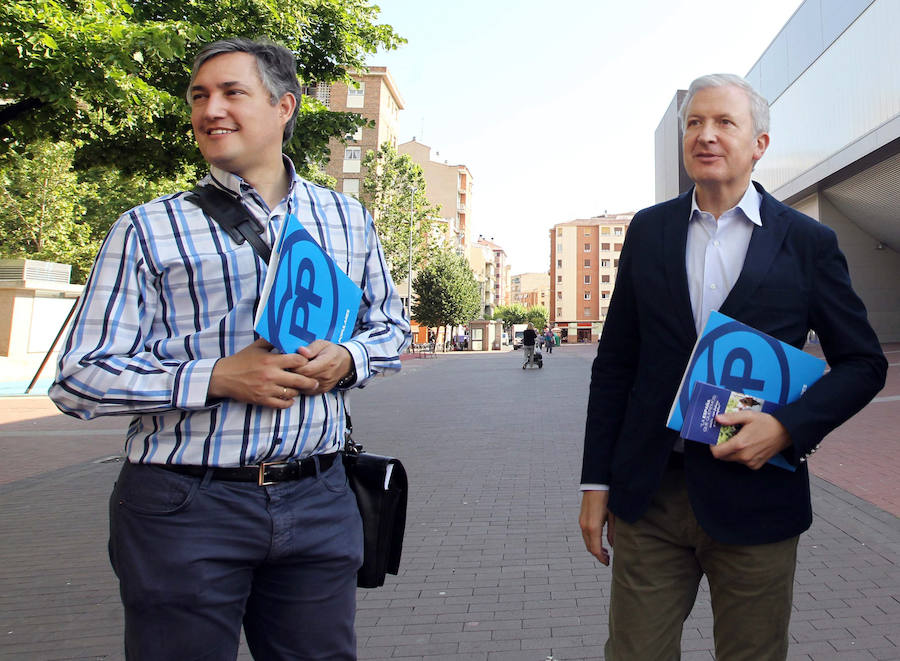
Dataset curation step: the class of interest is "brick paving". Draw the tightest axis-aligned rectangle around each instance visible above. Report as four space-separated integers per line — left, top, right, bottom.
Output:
0 343 897 660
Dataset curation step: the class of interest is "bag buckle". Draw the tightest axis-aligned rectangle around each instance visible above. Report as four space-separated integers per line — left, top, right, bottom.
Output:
258 460 289 486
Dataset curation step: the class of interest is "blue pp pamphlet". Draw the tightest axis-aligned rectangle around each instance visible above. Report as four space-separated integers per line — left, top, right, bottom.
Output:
253 213 362 354
666 311 827 434
681 381 795 471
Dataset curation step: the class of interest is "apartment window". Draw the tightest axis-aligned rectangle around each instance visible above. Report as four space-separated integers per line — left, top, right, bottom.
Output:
584 228 592 236
557 291 563 300
601 227 611 235
602 275 610 283
342 178 360 196
557 259 562 268
557 307 563 317
557 228 563 236
346 81 365 108
601 242 610 251
584 307 592 317
601 291 610 299
348 125 363 141
601 259 610 267
584 259 590 267
614 259 619 267
584 291 591 300
343 146 361 173
557 242 563 253
614 227 623 236
557 275 563 283
584 275 591 284
615 243 623 251
584 243 591 252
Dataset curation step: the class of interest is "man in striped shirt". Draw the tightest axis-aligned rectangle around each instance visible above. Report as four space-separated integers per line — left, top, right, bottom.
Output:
50 38 409 660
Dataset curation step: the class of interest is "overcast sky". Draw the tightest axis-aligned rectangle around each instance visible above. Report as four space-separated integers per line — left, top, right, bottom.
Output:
366 0 805 273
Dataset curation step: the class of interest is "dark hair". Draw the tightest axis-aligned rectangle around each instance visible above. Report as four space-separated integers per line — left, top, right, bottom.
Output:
187 38 302 145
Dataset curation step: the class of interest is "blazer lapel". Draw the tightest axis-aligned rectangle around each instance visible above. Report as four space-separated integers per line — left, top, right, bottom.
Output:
720 184 793 315
663 189 697 341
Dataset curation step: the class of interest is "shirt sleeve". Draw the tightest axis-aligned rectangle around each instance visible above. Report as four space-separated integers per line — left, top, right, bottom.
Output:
339 209 411 386
49 212 218 420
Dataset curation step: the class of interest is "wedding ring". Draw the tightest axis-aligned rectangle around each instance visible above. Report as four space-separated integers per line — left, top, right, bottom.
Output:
282 387 287 398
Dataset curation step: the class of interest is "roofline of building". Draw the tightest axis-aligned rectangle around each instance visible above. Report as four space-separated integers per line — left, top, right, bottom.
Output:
357 66 406 110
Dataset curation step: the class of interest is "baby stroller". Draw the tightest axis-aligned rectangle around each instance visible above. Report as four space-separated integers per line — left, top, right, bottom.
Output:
523 344 543 369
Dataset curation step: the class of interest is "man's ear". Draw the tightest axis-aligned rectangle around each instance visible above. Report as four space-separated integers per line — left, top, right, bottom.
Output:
278 92 297 124
753 131 770 161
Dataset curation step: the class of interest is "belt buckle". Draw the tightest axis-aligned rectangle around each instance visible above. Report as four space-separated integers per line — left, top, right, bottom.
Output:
258 460 290 486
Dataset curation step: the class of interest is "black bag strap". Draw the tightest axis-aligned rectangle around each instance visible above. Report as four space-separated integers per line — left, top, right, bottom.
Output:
186 185 271 264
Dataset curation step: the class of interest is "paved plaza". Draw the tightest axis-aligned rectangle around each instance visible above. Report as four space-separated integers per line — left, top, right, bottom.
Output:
0 343 898 660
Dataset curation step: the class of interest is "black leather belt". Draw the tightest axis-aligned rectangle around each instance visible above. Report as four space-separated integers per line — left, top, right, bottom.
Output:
155 452 338 486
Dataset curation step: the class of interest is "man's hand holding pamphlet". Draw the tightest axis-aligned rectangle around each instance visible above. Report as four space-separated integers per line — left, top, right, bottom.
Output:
667 311 827 471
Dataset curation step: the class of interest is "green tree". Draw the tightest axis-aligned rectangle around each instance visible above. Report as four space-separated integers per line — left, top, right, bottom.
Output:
492 303 529 329
411 249 480 329
1 0 404 175
526 306 549 330
0 141 96 280
361 142 439 284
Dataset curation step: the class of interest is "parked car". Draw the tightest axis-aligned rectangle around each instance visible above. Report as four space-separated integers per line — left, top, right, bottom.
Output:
511 323 527 350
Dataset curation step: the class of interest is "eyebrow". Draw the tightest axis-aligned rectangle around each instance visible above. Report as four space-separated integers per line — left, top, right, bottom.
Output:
190 80 245 93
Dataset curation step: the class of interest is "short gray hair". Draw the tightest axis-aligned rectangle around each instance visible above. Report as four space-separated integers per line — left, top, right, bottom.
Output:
678 74 770 137
187 38 302 145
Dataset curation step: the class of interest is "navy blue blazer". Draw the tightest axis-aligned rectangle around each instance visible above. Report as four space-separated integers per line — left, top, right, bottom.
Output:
581 183 887 545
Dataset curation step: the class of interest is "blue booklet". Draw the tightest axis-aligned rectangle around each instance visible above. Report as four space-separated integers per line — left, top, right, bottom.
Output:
667 311 827 433
681 381 795 471
254 213 362 354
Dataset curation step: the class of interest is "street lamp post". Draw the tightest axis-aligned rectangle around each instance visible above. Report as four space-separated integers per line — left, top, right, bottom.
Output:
407 185 416 322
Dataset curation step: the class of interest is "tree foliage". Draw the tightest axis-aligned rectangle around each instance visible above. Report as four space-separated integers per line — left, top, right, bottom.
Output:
1 0 404 175
526 305 549 330
0 141 95 280
361 142 439 284
492 303 529 329
411 249 481 329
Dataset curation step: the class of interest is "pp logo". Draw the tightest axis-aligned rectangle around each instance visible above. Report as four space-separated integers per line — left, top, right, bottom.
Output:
678 321 791 418
266 227 340 349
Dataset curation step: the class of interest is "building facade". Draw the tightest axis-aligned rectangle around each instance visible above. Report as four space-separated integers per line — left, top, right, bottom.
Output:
550 214 632 343
398 140 473 255
474 236 510 312
655 0 900 341
309 67 405 199
511 272 550 309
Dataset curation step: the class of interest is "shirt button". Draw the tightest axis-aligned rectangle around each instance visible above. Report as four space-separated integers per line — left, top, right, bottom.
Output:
713 240 720 247
710 283 718 290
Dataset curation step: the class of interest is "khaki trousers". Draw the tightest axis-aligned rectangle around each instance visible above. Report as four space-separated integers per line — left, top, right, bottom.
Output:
605 466 798 661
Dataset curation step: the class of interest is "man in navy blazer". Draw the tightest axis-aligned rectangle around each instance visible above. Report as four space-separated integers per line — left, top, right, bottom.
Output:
579 74 887 660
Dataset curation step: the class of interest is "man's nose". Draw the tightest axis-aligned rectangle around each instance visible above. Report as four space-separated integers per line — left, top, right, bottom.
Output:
697 121 717 142
203 93 227 118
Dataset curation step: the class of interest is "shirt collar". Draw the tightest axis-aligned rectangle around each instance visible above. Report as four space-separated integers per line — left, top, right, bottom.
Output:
690 182 763 227
207 155 298 202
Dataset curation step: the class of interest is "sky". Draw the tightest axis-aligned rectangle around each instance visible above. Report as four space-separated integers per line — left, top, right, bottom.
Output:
364 0 805 273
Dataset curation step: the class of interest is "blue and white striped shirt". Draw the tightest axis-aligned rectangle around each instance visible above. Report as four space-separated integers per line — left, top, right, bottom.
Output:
50 159 410 466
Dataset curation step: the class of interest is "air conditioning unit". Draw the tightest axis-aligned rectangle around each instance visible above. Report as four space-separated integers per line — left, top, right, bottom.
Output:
0 259 71 283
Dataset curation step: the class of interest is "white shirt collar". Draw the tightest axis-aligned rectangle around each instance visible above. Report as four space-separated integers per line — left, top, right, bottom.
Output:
690 182 763 227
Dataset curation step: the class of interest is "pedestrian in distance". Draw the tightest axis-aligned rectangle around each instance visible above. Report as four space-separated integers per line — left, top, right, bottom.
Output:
543 327 554 354
522 322 538 367
49 38 409 661
579 73 887 660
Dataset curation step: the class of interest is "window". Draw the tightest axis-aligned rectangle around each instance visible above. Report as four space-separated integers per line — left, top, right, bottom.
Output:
348 125 363 141
557 275 563 283
584 243 591 252
601 291 610 299
601 226 611 235
342 179 359 196
557 307 563 317
557 291 563 300
584 307 592 317
557 228 563 236
584 259 590 267
601 259 610 267
614 227 623 236
584 275 591 284
583 228 592 236
601 243 610 251
583 291 591 300
615 243 623 251
343 147 361 173
557 242 563 253
614 259 619 267
557 259 562 268
346 81 365 108
602 275 610 283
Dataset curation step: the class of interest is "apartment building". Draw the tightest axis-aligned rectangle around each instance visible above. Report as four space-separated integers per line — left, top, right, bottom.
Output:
398 140 473 255
550 213 633 343
511 272 550 309
307 67 405 198
474 236 510 312
468 240 497 319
